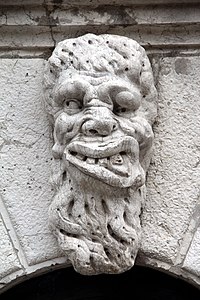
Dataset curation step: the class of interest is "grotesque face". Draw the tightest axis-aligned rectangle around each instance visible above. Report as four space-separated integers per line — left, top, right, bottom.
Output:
44 34 157 275
53 72 146 188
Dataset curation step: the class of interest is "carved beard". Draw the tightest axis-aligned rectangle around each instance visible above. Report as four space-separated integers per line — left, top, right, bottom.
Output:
49 160 144 275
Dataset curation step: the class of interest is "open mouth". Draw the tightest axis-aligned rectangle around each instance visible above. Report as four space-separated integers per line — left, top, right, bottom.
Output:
64 136 145 188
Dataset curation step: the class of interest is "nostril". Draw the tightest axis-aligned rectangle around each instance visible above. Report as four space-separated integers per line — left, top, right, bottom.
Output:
113 124 117 131
89 129 98 135
83 117 117 136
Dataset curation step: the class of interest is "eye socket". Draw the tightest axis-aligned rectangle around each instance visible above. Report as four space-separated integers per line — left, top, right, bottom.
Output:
64 99 82 114
115 106 127 114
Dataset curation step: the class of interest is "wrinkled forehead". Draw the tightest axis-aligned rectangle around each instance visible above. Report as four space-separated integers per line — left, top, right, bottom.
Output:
45 34 157 124
56 69 135 88
49 33 144 83
54 70 141 107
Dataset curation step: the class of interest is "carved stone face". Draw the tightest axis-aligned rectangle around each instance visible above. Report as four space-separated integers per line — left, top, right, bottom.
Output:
44 34 157 275
53 71 146 189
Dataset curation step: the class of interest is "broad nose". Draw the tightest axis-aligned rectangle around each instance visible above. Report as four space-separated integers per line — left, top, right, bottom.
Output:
81 107 117 136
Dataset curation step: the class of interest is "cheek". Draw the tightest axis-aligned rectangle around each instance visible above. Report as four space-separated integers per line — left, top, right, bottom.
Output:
129 119 154 148
55 112 77 135
116 116 137 136
117 116 153 146
53 113 81 158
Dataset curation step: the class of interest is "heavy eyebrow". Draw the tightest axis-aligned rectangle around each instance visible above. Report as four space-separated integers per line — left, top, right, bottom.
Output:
98 81 131 97
54 79 88 105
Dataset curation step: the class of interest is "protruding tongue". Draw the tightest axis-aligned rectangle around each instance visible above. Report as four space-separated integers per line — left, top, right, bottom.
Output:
99 153 130 177
110 153 123 165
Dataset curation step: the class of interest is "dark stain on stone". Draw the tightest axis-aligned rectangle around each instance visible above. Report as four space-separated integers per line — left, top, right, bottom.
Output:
70 7 81 17
38 16 59 26
39 49 54 60
53 0 63 3
175 58 190 75
96 5 138 25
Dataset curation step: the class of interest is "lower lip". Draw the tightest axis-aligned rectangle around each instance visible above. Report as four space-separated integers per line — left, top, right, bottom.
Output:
64 151 144 189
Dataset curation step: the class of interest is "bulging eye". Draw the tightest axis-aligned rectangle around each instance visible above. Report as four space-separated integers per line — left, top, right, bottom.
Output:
64 99 82 114
115 91 141 112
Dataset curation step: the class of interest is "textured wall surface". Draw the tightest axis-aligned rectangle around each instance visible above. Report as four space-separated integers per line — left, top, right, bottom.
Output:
140 57 200 281
0 0 200 293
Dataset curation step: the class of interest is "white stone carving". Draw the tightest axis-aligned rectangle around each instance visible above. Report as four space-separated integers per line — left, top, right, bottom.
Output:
43 33 157 275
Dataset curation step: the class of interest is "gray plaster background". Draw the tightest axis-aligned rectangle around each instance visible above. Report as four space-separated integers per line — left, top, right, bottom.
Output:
0 0 200 293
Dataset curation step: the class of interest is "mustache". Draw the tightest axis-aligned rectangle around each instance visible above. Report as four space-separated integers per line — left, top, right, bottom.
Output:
52 114 153 160
117 117 153 150
63 116 153 150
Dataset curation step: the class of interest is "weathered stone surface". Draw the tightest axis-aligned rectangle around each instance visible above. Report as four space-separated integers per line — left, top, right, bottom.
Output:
0 215 21 279
0 2 200 293
1 4 200 57
2 0 200 5
1 5 200 26
0 59 61 266
141 56 200 264
44 33 157 275
183 226 200 277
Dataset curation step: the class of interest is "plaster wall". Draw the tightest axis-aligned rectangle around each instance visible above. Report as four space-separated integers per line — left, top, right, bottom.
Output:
0 0 200 292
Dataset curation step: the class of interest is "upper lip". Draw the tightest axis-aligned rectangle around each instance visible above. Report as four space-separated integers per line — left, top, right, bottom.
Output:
65 136 138 159
63 136 144 188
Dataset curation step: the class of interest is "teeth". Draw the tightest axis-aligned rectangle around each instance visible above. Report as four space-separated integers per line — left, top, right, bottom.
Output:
110 154 123 165
86 158 96 164
76 153 84 160
70 151 124 166
99 158 108 166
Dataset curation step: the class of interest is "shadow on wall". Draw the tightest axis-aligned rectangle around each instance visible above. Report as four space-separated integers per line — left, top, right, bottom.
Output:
1 266 200 300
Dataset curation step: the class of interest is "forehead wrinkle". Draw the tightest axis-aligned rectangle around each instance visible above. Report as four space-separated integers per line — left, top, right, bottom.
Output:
89 77 110 86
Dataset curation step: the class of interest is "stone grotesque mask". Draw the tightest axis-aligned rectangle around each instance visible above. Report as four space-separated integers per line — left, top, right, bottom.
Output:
44 34 157 275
